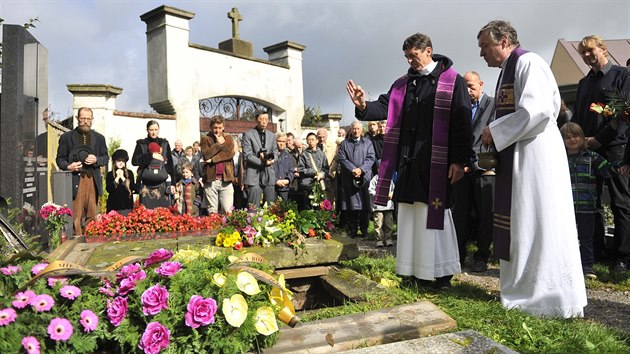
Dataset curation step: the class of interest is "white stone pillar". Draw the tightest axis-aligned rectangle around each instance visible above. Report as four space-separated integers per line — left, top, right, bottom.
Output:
264 41 306 136
66 84 122 134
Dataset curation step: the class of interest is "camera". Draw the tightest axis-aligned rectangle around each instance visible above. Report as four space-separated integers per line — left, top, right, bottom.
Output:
258 149 275 160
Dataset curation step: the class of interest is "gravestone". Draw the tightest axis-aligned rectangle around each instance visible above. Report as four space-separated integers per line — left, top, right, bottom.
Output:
0 25 48 216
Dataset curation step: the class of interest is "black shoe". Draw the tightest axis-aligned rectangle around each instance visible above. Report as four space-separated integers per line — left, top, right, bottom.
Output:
471 259 488 273
612 261 629 274
433 276 452 290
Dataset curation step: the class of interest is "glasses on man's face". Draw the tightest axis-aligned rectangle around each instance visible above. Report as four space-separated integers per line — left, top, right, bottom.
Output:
78 117 93 122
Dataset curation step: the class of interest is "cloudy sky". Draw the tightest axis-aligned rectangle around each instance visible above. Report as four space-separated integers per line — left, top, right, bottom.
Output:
2 0 629 124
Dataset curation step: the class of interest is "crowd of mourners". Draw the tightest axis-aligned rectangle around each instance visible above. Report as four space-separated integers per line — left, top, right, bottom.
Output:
56 19 630 319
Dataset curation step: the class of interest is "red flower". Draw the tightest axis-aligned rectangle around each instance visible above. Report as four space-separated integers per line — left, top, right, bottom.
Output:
307 228 316 237
233 241 243 250
324 232 332 240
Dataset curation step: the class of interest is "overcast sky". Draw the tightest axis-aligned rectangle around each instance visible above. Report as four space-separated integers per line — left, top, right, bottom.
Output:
2 0 629 125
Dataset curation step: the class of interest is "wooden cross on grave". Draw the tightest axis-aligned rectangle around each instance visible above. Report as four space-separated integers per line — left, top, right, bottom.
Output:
227 7 243 39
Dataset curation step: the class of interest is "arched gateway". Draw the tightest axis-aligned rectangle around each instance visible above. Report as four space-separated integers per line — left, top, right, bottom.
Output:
140 5 306 143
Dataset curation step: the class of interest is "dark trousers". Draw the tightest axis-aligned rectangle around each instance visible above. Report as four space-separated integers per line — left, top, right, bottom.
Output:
247 184 276 208
576 213 595 271
346 210 369 238
597 145 630 262
452 172 495 263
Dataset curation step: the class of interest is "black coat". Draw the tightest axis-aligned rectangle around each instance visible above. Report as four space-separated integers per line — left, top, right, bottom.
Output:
105 169 136 212
357 54 472 207
55 128 109 199
337 137 375 210
132 137 175 182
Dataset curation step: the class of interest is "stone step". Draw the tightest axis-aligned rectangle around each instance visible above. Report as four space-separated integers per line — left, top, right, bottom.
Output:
341 329 518 354
265 301 457 353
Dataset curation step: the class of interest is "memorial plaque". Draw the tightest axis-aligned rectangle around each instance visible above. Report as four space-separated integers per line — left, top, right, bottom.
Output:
0 25 49 214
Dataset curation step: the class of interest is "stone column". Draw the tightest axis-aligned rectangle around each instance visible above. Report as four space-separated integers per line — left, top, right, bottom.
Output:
66 84 122 135
264 41 306 136
140 5 197 146
321 113 342 140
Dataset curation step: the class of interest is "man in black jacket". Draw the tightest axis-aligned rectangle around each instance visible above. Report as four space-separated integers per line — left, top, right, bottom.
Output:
55 107 109 235
573 35 630 274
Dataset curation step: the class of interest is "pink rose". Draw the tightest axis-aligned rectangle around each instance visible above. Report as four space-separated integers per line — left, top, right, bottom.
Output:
141 284 169 316
116 263 142 282
117 277 138 296
184 295 217 328
139 322 170 354
144 248 173 267
155 262 182 277
107 296 128 327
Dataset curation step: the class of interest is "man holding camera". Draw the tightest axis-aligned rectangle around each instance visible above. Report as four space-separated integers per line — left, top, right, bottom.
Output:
242 111 278 207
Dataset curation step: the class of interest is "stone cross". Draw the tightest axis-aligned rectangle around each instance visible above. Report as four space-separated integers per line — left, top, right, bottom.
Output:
227 7 243 39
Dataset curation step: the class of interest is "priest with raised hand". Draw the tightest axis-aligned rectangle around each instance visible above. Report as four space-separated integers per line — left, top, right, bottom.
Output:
347 33 472 290
478 20 586 318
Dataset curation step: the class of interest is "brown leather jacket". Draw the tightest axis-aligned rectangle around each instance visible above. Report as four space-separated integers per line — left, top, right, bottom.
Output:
200 133 236 183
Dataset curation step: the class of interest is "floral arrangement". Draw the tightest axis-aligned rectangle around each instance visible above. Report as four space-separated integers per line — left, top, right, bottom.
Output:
217 200 336 251
39 202 73 249
307 179 327 208
0 248 290 353
84 201 337 251
84 205 223 241
589 89 630 128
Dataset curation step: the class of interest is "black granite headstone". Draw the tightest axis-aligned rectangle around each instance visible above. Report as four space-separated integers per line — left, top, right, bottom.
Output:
0 25 48 215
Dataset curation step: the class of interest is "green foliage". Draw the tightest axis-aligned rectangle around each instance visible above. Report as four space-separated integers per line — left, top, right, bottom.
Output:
338 255 630 353
301 105 322 127
0 250 283 353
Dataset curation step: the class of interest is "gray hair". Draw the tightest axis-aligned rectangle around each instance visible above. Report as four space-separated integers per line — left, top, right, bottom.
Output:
477 20 519 47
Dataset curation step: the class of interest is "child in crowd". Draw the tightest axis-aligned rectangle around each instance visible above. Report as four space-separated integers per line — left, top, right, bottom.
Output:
298 132 329 209
368 162 395 247
175 162 202 216
561 122 611 279
139 142 172 209
106 149 136 215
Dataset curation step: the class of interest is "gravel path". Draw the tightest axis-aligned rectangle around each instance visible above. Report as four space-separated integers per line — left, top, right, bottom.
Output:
456 265 630 335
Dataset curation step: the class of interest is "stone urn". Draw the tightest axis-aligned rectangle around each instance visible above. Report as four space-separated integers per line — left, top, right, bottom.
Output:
477 145 497 170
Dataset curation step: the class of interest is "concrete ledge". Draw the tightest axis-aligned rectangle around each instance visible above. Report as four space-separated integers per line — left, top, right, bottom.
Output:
342 330 518 354
266 301 457 353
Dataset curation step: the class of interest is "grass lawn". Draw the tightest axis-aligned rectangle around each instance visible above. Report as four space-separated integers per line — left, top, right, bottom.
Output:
300 255 630 353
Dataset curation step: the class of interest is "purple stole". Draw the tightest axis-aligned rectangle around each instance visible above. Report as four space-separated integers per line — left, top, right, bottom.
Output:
493 47 528 261
374 67 458 229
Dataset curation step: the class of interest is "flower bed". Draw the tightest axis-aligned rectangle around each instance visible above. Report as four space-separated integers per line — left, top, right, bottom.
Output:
0 248 293 353
85 200 337 251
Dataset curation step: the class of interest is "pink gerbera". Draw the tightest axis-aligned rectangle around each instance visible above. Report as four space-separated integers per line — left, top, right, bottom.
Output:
48 277 68 287
80 310 99 332
1 265 21 275
21 336 40 354
48 318 73 341
0 308 17 326
12 290 36 309
60 285 81 300
31 263 48 275
32 294 55 312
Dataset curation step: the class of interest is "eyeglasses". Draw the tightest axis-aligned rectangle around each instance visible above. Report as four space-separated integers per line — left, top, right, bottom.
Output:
78 117 93 122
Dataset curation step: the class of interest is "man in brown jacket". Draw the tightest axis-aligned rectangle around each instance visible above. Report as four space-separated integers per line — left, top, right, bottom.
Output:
200 116 236 213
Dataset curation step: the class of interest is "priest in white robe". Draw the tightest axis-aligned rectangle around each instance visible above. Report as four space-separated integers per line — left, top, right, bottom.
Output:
477 20 586 318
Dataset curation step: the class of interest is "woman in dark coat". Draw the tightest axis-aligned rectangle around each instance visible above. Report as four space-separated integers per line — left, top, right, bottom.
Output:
106 149 136 214
131 120 175 209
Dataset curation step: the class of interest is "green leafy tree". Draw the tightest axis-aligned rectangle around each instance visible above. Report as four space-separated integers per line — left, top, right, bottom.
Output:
301 105 322 127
